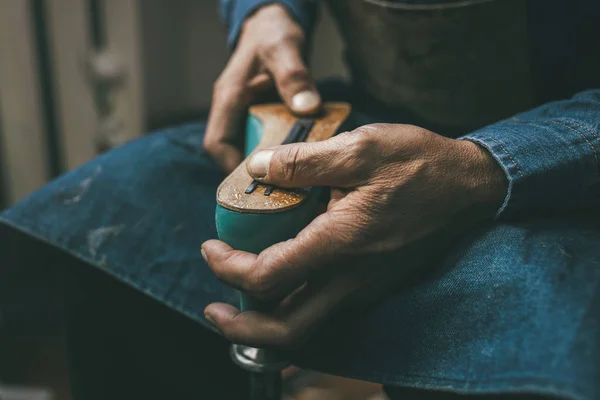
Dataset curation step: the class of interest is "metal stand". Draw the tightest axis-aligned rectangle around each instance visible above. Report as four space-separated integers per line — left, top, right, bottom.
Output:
231 344 289 400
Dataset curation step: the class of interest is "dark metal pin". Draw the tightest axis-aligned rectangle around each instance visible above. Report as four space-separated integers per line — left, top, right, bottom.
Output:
245 118 314 196
245 180 259 194
295 119 314 143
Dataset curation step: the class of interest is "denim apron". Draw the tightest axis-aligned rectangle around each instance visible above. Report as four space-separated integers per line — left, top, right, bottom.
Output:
1 1 599 399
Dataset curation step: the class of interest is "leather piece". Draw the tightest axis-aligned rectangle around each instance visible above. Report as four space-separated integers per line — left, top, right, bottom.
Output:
216 103 351 213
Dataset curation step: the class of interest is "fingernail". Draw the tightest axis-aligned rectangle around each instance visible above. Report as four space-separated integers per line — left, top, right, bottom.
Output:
201 247 208 262
292 90 320 114
205 313 218 329
247 150 273 179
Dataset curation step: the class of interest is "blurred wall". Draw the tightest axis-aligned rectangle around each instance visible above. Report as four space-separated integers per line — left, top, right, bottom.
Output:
0 0 346 205
140 0 347 126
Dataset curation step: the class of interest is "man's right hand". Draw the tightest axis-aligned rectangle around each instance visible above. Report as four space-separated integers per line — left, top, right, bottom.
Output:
204 4 321 173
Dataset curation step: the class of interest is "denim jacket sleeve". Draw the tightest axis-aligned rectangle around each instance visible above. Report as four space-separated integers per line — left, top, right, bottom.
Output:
461 90 600 219
218 0 317 47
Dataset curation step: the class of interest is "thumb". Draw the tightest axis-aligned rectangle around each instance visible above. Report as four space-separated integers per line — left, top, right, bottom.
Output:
246 135 362 188
263 43 321 116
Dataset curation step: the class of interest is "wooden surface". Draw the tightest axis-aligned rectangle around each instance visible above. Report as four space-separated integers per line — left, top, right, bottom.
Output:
217 103 351 213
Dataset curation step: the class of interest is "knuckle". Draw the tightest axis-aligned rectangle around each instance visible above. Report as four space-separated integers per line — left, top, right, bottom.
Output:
212 78 243 104
260 34 302 59
277 65 308 87
352 125 379 152
279 145 302 183
219 86 244 105
259 40 282 62
202 136 218 154
341 127 379 169
202 136 212 149
246 268 276 298
260 39 280 58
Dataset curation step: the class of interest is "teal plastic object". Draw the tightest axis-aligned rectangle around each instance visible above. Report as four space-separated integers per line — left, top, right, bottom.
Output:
244 114 263 157
215 113 322 311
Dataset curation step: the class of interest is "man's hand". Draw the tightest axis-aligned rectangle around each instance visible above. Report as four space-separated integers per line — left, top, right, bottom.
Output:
204 4 321 172
202 124 508 348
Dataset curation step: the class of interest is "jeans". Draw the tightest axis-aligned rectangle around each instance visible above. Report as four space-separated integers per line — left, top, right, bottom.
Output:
1 85 599 399
63 261 547 400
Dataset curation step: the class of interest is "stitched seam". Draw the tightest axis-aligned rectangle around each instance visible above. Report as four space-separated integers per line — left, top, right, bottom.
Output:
482 136 524 178
550 120 599 176
563 118 600 142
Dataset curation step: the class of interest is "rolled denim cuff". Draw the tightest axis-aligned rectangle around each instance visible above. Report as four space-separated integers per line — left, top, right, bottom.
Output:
220 0 315 47
461 106 600 219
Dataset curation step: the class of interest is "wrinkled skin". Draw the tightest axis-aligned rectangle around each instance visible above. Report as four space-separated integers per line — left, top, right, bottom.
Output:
202 123 508 349
204 4 321 173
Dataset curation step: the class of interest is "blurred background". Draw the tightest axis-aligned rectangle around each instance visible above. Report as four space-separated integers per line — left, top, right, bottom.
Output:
0 0 346 208
0 1 389 399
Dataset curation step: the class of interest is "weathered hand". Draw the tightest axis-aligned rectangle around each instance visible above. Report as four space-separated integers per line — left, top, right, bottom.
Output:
202 123 508 348
204 4 321 173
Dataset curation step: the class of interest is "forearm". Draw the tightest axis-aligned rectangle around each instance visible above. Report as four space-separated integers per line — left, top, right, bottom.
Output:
219 0 317 47
461 90 600 219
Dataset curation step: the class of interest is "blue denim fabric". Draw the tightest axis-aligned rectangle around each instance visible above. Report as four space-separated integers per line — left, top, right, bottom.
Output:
1 93 600 398
461 90 600 219
219 0 317 46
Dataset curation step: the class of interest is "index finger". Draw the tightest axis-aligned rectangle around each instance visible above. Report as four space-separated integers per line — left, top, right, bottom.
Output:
204 48 257 172
204 279 348 348
203 210 354 301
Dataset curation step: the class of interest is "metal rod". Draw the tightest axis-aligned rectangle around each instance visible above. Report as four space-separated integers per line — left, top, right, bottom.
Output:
231 343 289 400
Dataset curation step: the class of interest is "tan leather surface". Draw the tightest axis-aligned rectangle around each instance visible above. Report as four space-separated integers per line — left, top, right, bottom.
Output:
216 103 351 213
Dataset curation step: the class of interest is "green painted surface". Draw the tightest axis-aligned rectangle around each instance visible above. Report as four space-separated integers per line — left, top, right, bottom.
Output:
215 113 321 312
244 114 263 157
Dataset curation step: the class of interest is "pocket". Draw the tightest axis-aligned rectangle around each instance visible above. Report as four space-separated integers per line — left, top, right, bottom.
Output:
327 0 534 132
